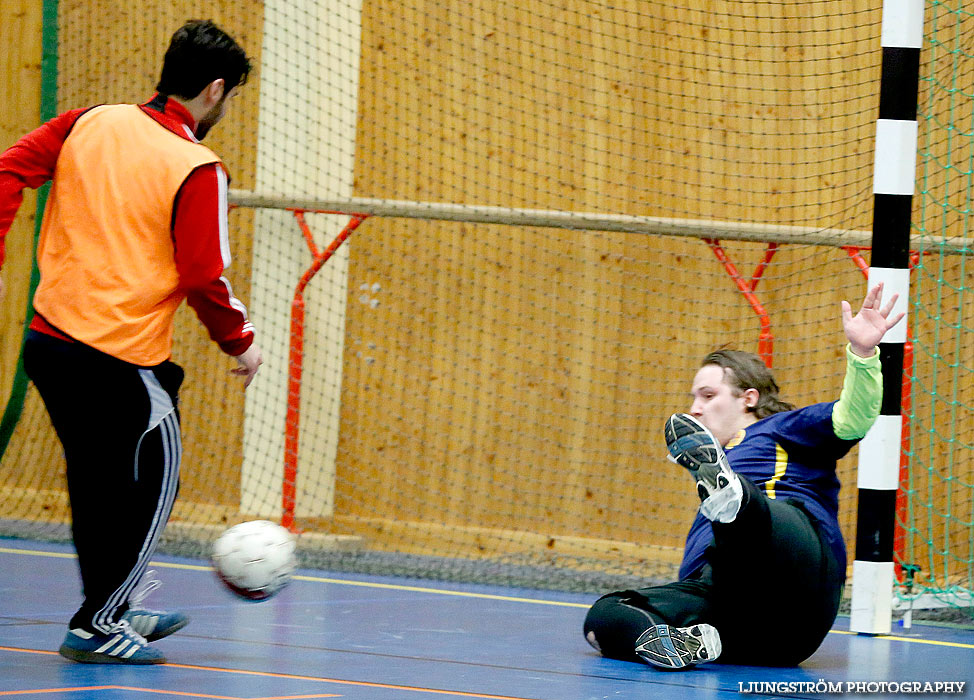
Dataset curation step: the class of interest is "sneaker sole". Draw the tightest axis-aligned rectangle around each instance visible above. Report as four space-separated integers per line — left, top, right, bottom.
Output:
634 623 721 670
58 644 165 665
664 414 725 472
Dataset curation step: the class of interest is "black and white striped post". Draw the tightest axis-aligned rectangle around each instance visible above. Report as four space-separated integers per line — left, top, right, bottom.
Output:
850 0 922 635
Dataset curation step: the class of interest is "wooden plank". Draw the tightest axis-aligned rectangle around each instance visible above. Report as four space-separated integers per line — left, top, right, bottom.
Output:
0 0 43 406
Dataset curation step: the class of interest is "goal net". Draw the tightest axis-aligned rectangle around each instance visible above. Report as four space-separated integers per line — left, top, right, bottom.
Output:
0 1 970 619
895 1 974 620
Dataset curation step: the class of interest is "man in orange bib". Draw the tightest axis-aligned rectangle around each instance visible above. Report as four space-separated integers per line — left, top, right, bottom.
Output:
0 20 261 664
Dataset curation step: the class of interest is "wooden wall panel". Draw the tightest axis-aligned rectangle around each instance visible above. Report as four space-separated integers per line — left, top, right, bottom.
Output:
0 1 56 514
333 225 867 553
354 1 879 222
337 0 882 555
0 1 43 412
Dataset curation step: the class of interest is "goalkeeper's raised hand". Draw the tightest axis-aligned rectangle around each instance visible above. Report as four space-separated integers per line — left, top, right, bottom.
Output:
841 283 905 358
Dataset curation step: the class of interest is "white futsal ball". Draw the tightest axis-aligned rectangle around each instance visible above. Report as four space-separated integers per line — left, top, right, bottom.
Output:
212 520 297 601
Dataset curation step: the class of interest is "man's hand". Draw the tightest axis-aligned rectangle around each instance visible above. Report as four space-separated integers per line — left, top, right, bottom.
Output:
841 283 905 358
231 343 263 388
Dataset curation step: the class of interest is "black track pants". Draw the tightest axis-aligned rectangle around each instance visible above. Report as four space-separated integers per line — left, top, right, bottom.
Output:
584 476 844 666
24 330 183 634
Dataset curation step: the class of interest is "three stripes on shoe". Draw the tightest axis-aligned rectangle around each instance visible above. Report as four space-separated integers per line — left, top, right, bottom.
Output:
69 627 146 660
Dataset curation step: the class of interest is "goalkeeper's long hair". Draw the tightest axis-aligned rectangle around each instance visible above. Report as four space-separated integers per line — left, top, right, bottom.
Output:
702 349 795 419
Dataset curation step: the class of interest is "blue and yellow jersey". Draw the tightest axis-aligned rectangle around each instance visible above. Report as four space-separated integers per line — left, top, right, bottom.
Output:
677 345 882 580
678 402 859 580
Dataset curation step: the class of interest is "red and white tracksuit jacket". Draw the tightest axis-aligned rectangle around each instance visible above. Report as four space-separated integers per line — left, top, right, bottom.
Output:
0 93 254 365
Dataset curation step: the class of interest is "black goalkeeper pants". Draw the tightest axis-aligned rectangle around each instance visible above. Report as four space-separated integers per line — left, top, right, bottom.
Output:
24 330 183 634
583 476 844 666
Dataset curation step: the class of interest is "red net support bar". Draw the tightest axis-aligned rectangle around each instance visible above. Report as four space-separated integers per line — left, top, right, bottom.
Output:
843 245 870 277
282 209 369 531
704 239 779 368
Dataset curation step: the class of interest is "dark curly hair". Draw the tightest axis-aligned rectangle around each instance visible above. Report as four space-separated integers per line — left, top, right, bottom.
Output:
156 20 251 99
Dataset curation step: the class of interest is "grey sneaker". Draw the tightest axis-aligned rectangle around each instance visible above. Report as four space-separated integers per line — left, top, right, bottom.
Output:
123 569 189 642
664 413 743 522
122 608 189 642
634 623 722 669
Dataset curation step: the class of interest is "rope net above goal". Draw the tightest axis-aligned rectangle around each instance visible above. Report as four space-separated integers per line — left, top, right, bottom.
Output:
0 1 970 620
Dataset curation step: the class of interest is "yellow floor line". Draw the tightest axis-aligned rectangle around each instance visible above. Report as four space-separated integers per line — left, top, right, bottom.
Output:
3 545 973 649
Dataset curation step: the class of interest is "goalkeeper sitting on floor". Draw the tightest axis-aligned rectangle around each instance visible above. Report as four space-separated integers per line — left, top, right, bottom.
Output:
583 284 903 669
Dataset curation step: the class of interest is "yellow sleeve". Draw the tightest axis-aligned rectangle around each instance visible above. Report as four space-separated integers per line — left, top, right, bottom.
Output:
832 344 883 440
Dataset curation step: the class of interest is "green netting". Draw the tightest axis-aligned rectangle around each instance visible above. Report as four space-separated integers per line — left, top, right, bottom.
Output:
898 0 974 624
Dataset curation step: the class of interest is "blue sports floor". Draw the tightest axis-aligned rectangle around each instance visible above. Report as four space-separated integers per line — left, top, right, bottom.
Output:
1 538 972 699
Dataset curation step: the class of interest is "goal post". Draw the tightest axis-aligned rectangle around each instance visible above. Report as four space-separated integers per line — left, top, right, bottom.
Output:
241 0 364 522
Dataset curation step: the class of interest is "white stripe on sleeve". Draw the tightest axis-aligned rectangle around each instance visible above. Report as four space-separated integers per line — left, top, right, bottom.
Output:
221 276 250 320
216 166 231 268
